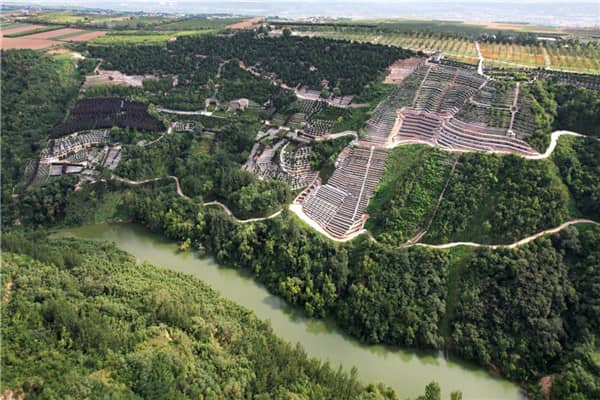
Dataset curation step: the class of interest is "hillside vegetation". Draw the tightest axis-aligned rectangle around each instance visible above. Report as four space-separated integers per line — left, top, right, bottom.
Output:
1 235 399 399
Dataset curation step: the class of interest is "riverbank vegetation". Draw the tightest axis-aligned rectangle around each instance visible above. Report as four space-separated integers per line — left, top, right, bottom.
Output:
450 226 600 391
115 128 291 219
2 23 599 399
1 235 402 399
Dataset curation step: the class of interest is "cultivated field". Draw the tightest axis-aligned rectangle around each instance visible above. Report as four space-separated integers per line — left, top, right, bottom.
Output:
22 28 84 39
304 31 479 60
228 17 262 30
0 24 45 35
480 42 600 73
64 31 107 41
89 30 213 45
1 37 60 50
301 28 600 74
1 26 110 49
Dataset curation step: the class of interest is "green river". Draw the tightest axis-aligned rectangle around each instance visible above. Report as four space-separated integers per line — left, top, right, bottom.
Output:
60 223 524 400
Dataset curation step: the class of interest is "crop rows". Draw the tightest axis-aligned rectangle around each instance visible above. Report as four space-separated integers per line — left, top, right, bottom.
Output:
306 31 478 59
304 30 600 74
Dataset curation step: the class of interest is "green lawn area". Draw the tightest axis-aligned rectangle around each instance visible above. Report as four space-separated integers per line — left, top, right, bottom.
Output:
89 29 214 45
156 17 246 31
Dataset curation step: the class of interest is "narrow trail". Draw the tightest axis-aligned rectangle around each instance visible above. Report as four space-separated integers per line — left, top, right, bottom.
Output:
112 175 599 249
542 47 551 68
423 157 460 233
475 41 484 75
157 107 225 117
388 130 594 160
415 219 599 250
112 175 283 223
352 146 375 220
507 82 520 132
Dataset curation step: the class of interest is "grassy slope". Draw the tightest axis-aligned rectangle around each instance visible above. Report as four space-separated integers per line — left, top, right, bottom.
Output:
367 141 585 245
425 153 571 244
366 145 456 243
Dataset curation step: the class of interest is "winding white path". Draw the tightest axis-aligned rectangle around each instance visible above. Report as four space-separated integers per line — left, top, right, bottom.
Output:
112 175 283 223
526 130 585 160
157 107 219 117
416 219 599 250
388 130 591 160
475 41 484 76
114 175 598 249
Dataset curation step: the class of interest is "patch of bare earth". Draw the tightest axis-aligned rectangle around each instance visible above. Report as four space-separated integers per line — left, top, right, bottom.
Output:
2 281 14 304
65 31 107 42
384 57 426 84
47 47 70 54
0 24 44 36
228 17 262 30
84 70 158 87
0 389 26 400
539 375 554 400
0 37 59 49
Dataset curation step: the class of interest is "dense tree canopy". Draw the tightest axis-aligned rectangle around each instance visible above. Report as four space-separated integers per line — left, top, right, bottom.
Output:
86 31 412 95
1 50 81 220
450 226 600 383
1 235 400 399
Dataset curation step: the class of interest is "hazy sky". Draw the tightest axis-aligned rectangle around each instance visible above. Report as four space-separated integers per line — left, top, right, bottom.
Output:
7 0 600 27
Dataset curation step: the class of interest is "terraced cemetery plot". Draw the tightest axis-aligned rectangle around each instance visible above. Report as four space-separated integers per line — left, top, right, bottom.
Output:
385 57 425 83
52 98 164 137
299 146 388 238
26 130 119 186
387 64 539 156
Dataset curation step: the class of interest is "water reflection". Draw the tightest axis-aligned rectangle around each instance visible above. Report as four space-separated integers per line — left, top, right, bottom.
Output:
57 223 524 400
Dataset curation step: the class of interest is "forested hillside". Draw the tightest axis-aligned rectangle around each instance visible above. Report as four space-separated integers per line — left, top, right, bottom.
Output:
450 226 600 398
1 235 400 399
85 31 412 95
2 25 599 400
118 181 600 396
553 136 600 221
426 153 570 244
1 50 81 218
368 146 577 245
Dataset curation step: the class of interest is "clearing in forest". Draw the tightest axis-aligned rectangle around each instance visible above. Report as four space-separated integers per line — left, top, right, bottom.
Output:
228 17 262 30
385 57 426 84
